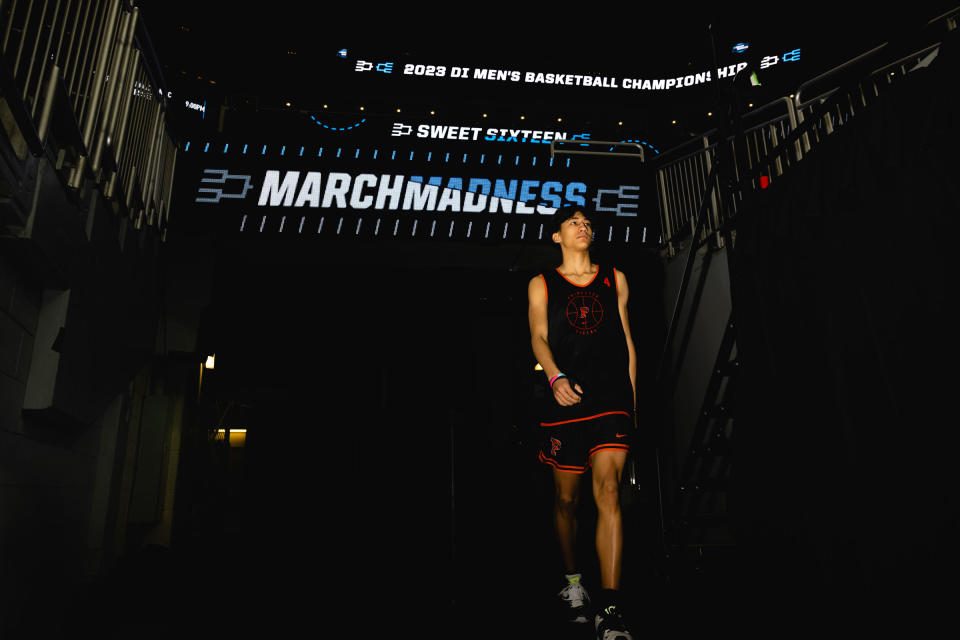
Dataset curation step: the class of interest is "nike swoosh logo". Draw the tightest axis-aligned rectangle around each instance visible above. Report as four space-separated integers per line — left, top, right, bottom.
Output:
615 433 627 438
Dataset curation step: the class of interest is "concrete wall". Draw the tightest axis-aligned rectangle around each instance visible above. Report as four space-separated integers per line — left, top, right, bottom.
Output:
0 246 108 634
0 140 185 639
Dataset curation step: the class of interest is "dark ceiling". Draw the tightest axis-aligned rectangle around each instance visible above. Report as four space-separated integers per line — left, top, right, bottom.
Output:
135 1 957 151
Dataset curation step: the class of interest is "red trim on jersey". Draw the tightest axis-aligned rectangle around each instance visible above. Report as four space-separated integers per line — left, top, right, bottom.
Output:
538 451 589 474
589 443 630 457
539 410 631 427
540 273 548 305
555 265 601 288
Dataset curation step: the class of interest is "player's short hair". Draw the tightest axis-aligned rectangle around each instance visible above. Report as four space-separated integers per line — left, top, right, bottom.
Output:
552 205 592 233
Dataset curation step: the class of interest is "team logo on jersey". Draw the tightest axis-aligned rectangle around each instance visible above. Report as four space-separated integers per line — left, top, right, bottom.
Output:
604 277 611 288
565 291 603 335
550 438 562 456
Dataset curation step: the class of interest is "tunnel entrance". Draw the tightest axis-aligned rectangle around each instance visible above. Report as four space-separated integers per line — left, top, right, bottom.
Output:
177 231 668 631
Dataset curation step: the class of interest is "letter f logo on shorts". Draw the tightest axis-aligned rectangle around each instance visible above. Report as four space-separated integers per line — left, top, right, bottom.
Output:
550 438 562 456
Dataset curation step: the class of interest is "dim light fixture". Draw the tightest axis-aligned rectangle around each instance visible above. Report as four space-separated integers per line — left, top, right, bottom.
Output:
482 113 488 118
205 354 215 369
707 112 712 116
396 108 401 113
359 106 365 111
557 117 562 122
618 121 623 126
323 104 328 109
672 120 677 124
520 115 525 120
285 101 291 107
430 110 436 115
215 428 247 447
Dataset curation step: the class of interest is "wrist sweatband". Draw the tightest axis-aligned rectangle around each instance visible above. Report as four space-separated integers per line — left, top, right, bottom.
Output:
549 373 566 388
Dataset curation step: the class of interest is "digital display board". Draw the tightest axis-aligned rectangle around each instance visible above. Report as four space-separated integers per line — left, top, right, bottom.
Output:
176 113 660 247
349 47 803 94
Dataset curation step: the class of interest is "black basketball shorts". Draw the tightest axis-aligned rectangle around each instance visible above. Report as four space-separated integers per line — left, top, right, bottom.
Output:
537 411 632 474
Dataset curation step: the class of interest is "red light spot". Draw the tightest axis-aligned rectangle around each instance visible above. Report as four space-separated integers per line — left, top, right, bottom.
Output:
760 176 769 189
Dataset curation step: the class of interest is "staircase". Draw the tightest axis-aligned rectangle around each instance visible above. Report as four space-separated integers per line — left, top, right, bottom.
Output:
653 8 958 580
675 312 736 547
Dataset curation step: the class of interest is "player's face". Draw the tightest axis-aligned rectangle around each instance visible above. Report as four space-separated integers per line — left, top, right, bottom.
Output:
554 212 592 249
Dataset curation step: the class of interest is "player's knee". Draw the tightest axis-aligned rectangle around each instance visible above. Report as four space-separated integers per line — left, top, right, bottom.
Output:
554 491 579 515
593 477 620 511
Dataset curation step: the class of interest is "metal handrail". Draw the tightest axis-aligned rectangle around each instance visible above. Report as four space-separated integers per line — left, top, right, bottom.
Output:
794 42 889 106
654 100 800 255
654 6 958 255
550 139 646 160
794 5 959 106
0 0 176 239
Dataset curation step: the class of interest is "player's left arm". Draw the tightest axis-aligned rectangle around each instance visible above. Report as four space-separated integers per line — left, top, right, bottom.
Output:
615 268 638 419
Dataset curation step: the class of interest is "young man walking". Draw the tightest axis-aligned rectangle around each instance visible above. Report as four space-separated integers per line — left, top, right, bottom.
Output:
527 206 637 640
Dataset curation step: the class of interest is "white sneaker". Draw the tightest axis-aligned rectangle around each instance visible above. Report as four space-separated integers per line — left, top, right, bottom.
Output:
595 604 633 640
558 575 591 623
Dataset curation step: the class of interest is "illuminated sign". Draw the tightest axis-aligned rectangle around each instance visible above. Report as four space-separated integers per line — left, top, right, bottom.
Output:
252 170 591 214
185 99 206 118
302 115 657 154
133 80 172 100
351 48 802 92
132 80 158 100
308 116 368 132
355 59 394 74
763 48 802 68
178 137 656 245
193 167 640 217
337 48 348 58
300 114 657 155
391 121 575 144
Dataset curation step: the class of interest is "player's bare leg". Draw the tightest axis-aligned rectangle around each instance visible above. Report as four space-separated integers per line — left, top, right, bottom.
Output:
554 468 590 622
590 449 627 590
590 448 633 639
553 468 581 572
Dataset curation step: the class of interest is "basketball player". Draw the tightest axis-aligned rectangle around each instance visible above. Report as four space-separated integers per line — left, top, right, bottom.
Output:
527 205 636 640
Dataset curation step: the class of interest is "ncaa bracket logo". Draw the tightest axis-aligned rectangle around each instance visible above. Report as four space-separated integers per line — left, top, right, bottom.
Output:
355 60 394 73
194 169 254 203
391 123 413 137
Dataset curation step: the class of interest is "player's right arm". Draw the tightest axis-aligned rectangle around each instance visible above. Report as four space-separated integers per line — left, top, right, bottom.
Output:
528 275 582 406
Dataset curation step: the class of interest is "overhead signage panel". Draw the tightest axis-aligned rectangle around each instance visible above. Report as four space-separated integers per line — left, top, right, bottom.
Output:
348 47 802 94
175 115 659 246
303 113 660 155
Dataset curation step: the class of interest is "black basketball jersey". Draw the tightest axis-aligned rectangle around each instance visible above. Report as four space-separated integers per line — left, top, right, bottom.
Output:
540 264 633 425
